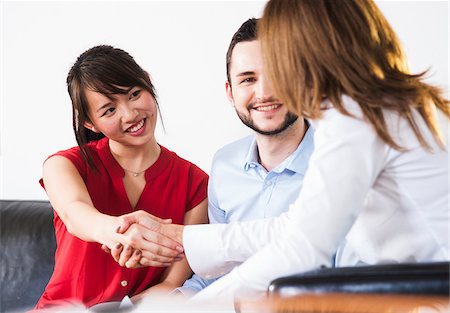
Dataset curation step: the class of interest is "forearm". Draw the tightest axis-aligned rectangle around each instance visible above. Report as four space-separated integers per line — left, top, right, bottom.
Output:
182 213 290 278
131 281 180 303
58 200 118 245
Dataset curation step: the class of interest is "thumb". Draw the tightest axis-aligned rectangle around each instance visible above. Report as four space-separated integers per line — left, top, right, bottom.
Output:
138 210 172 224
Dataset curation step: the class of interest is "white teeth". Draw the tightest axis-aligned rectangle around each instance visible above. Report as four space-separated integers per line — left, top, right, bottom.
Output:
127 119 145 132
254 104 280 111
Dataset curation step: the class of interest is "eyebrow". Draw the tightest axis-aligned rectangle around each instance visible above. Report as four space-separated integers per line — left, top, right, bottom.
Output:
236 71 255 77
96 102 113 113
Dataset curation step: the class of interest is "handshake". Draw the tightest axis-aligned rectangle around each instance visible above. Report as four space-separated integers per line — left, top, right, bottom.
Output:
101 210 186 268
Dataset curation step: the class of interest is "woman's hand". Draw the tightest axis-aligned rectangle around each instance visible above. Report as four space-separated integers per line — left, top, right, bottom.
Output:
104 210 185 268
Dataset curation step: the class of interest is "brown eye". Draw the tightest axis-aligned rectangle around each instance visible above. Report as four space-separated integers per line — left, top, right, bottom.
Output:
130 89 141 99
241 77 256 84
101 107 115 117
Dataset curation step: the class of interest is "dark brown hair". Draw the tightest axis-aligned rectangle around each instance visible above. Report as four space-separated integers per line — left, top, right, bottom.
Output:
260 0 449 150
67 45 162 169
226 18 258 84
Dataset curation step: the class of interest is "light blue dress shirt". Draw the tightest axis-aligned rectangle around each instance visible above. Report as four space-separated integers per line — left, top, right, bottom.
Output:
178 125 314 295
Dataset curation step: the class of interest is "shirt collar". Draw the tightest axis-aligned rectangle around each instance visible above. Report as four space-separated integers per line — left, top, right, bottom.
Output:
244 137 260 171
277 122 314 175
243 120 314 175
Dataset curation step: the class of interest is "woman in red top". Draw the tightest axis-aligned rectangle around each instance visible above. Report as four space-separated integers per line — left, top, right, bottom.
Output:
35 45 208 310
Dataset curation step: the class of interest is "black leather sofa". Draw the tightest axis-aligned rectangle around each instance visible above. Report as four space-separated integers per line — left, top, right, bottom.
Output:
0 200 56 313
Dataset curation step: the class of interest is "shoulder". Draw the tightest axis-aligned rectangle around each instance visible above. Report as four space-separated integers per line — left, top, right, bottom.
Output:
321 96 364 119
46 138 107 174
313 96 368 131
47 145 85 171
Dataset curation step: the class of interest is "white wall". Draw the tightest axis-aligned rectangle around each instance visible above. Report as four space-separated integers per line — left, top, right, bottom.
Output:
1 1 448 200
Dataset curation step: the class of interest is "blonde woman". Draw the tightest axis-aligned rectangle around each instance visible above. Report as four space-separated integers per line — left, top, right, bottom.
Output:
115 0 449 305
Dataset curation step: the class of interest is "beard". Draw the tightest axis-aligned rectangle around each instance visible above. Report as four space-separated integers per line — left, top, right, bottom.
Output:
236 109 298 136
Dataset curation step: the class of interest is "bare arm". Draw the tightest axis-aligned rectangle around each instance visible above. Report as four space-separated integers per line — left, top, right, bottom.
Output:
43 156 121 248
43 156 182 259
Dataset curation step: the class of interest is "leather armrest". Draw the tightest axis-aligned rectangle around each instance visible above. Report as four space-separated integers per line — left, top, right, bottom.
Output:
268 262 449 297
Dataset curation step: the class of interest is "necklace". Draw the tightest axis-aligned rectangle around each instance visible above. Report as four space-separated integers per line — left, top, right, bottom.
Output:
122 168 146 177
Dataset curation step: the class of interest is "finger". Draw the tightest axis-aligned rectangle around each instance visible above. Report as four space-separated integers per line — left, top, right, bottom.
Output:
117 216 134 234
134 210 171 224
118 245 133 267
119 224 183 254
125 250 143 269
139 249 183 264
141 232 184 256
140 257 172 268
101 244 111 254
111 243 123 262
135 213 162 232
117 211 164 233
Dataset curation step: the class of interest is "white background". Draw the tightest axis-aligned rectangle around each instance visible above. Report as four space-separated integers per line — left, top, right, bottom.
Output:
1 0 448 200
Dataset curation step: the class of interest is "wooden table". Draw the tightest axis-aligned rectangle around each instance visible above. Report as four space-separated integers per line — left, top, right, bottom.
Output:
235 292 450 313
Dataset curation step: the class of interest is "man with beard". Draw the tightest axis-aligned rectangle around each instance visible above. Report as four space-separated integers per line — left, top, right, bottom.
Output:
176 18 314 296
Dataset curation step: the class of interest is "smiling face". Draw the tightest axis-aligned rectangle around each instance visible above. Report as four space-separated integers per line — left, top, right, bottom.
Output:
84 86 157 147
226 40 297 136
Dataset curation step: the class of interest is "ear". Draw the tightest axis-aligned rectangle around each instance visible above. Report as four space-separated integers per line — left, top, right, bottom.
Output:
225 81 235 107
83 121 99 133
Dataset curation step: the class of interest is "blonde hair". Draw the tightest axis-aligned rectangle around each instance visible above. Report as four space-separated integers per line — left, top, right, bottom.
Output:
260 0 449 150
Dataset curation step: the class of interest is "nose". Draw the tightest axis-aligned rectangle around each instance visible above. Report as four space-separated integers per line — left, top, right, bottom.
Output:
120 105 139 122
255 75 274 103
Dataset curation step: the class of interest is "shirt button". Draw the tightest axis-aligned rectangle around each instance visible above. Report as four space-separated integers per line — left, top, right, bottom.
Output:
266 181 272 186
121 280 128 287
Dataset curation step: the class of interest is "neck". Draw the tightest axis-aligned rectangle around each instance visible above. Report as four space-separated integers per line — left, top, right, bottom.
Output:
109 138 161 174
256 119 307 172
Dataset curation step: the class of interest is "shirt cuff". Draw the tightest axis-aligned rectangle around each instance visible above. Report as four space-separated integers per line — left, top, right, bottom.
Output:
183 223 239 279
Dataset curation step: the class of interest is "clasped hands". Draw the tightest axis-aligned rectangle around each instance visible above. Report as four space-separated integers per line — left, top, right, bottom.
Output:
102 210 185 268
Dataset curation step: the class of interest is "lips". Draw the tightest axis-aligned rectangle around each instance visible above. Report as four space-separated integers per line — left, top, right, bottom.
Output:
126 119 145 133
253 103 281 111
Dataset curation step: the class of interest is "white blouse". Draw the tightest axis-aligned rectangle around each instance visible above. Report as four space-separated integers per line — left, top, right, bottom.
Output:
183 96 449 305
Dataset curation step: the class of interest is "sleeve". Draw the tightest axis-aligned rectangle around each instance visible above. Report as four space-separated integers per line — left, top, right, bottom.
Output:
206 158 226 224
175 274 217 296
183 211 292 278
185 164 208 212
186 104 387 298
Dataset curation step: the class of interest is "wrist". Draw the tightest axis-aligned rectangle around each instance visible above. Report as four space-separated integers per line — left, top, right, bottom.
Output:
176 225 185 243
94 214 119 246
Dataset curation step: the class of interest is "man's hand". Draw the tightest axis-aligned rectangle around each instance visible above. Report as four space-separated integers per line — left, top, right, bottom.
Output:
117 210 172 234
159 223 185 244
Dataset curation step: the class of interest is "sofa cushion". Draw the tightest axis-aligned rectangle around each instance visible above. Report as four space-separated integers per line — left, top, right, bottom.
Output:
0 200 56 313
